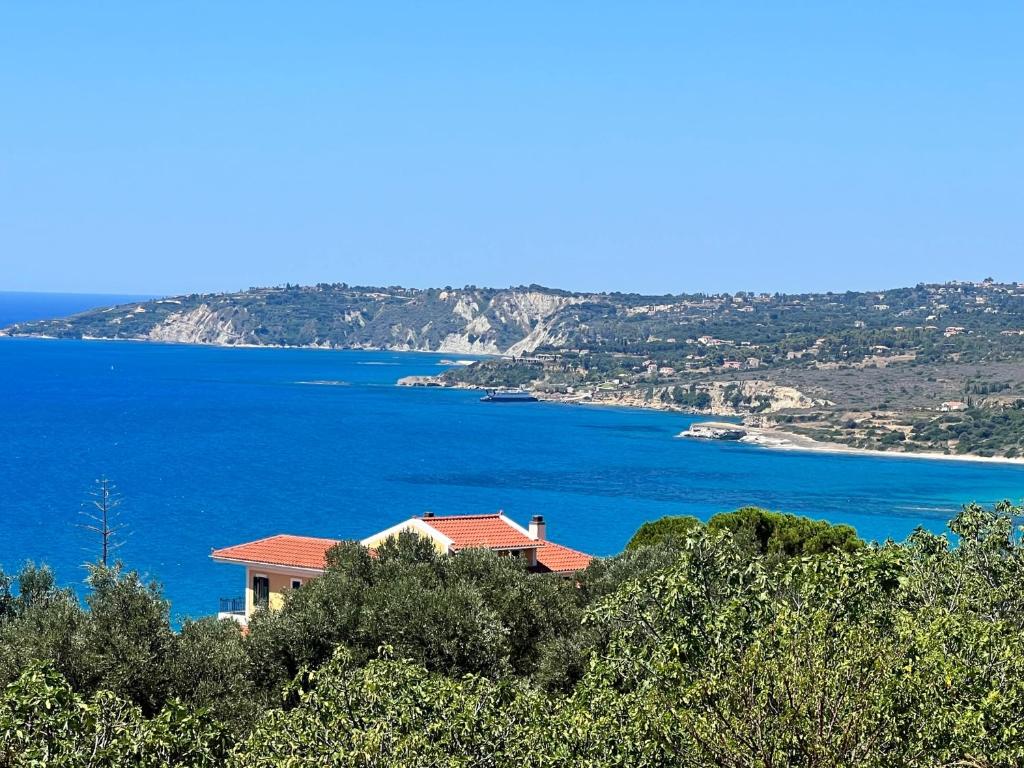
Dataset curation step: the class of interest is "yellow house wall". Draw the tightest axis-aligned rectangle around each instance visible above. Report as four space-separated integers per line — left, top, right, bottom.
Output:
245 567 307 616
361 525 450 554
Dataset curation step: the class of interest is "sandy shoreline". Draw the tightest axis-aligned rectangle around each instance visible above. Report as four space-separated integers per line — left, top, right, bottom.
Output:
681 422 1024 467
401 380 1024 467
434 384 1024 467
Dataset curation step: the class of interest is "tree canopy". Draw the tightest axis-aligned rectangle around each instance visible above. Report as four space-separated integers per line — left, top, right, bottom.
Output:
626 506 864 558
3 503 1024 766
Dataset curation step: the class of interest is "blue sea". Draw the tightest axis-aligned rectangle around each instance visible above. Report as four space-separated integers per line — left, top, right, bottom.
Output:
1 297 1023 620
0 291 153 328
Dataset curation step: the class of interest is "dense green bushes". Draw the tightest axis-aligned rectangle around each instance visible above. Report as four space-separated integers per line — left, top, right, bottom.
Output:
4 503 1024 765
244 532 586 694
0 663 228 767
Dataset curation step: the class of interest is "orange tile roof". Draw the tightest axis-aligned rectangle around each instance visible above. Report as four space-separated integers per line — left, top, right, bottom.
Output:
211 534 339 570
421 513 538 551
211 516 594 574
535 541 593 574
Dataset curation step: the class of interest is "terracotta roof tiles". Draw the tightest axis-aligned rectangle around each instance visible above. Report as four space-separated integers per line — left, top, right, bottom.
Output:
211 534 339 570
535 541 594 574
211 515 593 575
421 513 538 551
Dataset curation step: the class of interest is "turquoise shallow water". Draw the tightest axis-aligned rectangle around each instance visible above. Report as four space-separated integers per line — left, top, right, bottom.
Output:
1 336 1022 620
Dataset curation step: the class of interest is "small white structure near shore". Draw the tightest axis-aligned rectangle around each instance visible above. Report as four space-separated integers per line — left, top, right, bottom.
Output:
678 423 747 441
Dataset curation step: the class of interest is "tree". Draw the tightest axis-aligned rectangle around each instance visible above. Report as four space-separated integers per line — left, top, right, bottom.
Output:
626 508 865 558
234 650 553 767
0 662 229 766
707 505 864 559
6 503 1024 765
626 514 701 550
79 477 127 567
80 564 175 715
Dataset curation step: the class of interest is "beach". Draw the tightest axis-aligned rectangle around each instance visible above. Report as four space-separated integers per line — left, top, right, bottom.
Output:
680 421 1024 467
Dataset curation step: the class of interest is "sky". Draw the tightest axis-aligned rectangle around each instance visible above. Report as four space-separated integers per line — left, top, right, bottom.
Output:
1 3 1021 297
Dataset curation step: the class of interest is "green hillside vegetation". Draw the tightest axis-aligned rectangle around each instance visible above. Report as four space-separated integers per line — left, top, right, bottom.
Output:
7 281 1024 368
4 503 1024 765
779 401 1024 458
911 402 1024 458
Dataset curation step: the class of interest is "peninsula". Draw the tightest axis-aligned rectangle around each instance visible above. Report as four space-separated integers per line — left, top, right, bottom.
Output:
5 279 1024 460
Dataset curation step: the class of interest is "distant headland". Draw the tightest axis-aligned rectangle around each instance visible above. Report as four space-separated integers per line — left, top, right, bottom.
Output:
4 279 1024 461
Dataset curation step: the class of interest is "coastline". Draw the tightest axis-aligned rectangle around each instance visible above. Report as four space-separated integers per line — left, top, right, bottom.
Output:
400 378 1024 466
538 396 1024 467
0 332 498 358
8 334 1024 468
680 421 1024 467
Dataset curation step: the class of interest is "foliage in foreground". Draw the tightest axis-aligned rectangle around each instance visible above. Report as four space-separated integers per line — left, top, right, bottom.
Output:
0 663 227 767
3 503 1024 766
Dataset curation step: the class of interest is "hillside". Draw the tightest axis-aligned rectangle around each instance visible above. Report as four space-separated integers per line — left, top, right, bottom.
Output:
0 284 592 355
7 279 1024 457
6 280 1024 359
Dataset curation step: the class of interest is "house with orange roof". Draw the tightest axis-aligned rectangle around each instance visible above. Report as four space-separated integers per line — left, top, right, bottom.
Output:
211 512 592 622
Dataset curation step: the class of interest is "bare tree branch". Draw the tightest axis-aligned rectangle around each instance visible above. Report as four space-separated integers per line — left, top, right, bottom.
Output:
76 476 127 566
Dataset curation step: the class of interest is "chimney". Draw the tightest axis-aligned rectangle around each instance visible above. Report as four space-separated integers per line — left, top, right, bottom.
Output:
528 514 546 541
422 511 435 518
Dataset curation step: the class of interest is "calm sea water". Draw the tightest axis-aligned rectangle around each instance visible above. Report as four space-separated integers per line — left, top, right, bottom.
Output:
1 331 1023 620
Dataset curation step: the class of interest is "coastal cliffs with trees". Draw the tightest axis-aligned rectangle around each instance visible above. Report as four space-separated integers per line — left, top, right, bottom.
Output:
7 280 1024 364
6 279 1024 458
4 504 1024 765
0 284 587 355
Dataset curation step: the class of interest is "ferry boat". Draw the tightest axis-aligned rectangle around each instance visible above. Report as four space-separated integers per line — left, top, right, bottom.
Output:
480 388 538 403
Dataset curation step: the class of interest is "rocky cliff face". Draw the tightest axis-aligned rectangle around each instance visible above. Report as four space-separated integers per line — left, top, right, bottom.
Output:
146 304 260 346
2 285 593 354
703 381 832 414
432 290 582 355
559 380 829 415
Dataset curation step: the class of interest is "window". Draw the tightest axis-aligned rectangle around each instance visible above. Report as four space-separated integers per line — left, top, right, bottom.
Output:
252 575 270 610
291 579 302 590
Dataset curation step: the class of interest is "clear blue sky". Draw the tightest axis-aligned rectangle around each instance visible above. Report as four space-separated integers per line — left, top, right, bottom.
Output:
1 3 1021 296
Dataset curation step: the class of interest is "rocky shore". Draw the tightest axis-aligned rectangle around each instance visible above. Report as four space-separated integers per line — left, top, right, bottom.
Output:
398 376 713 412
396 375 827 415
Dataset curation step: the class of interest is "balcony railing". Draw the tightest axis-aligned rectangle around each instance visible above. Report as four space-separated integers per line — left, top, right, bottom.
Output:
219 596 245 615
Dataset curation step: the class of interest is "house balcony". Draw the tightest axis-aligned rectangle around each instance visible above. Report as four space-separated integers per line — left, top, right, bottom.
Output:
218 596 247 624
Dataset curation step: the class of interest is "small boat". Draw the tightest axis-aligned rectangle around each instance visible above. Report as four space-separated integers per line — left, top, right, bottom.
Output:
480 388 538 403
